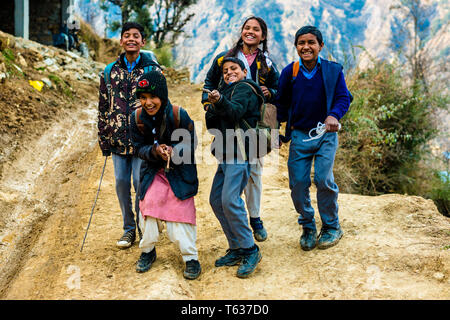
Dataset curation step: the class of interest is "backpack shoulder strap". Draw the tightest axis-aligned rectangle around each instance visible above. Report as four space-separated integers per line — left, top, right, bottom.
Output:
103 62 115 87
134 107 145 134
172 105 181 129
292 61 300 80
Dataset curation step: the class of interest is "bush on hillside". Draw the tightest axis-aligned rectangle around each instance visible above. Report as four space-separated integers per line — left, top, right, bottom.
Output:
144 43 174 68
335 60 448 204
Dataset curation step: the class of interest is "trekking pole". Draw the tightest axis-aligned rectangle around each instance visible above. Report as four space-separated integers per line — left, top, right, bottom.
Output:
80 156 108 252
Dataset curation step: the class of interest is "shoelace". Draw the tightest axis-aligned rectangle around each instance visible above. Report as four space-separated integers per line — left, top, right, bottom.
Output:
303 122 342 142
120 232 135 242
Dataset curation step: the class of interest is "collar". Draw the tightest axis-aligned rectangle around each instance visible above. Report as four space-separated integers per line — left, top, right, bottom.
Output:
124 54 141 73
299 56 321 73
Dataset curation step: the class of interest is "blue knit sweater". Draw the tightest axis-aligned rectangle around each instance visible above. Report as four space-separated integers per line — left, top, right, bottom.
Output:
275 58 351 133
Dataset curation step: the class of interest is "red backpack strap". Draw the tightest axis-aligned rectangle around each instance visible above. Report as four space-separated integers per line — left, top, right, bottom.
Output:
292 61 300 79
134 107 145 134
172 105 181 129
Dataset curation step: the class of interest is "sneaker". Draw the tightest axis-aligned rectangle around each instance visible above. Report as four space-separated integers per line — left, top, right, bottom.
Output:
250 217 268 242
215 248 242 267
136 248 156 273
116 230 136 248
317 227 343 250
183 259 202 280
237 245 262 278
300 228 317 251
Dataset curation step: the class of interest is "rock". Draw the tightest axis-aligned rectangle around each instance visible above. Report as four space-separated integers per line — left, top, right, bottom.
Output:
43 57 55 66
33 61 47 70
16 53 28 68
433 272 445 281
12 64 22 74
47 64 60 73
41 77 53 88
65 51 80 59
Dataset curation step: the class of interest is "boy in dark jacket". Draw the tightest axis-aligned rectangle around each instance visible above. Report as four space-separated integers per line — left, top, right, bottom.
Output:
130 71 201 280
275 26 351 251
97 22 160 248
201 16 280 242
205 57 264 278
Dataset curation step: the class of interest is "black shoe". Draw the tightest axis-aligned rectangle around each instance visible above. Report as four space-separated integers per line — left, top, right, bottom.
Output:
183 259 202 280
300 228 317 251
136 248 156 273
215 248 242 267
237 245 262 278
116 230 136 249
250 217 268 242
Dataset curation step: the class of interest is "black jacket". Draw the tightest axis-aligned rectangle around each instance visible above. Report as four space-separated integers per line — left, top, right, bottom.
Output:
205 79 264 162
130 102 198 201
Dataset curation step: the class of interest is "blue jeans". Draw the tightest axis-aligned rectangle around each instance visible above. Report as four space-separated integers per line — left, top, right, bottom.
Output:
112 153 142 233
209 162 255 250
288 130 340 231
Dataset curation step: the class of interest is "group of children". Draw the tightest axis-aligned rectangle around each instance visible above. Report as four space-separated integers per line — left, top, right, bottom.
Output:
97 18 352 280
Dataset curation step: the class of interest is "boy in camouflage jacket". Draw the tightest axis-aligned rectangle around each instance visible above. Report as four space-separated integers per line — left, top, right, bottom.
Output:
97 22 160 248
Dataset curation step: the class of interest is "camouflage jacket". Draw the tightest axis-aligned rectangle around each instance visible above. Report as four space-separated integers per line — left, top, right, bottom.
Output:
97 52 160 156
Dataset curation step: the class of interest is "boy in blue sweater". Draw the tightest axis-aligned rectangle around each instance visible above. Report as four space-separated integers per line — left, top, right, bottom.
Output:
275 26 351 251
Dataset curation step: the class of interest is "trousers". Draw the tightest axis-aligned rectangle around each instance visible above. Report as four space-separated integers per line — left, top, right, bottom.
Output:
288 130 340 231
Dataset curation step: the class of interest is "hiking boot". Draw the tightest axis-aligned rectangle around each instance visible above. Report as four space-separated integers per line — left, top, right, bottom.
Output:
215 248 242 267
116 230 136 249
250 217 268 242
183 259 202 280
317 227 343 250
136 248 156 273
237 245 262 278
300 228 317 251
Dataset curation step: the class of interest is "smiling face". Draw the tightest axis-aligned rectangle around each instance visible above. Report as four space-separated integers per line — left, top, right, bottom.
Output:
222 61 247 84
296 33 324 65
241 18 265 48
120 28 145 54
139 92 162 116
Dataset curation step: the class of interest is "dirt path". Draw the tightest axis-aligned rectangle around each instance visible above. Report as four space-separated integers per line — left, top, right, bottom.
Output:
0 83 449 300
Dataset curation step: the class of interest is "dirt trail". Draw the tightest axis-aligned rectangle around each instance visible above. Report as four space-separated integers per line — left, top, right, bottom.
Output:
0 81 449 300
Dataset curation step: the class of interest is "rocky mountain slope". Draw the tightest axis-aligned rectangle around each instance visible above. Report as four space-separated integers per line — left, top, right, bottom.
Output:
75 0 449 85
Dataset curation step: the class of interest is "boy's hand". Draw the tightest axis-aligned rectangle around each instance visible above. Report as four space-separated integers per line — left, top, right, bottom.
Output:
260 86 271 99
208 90 221 104
324 116 340 132
155 144 173 161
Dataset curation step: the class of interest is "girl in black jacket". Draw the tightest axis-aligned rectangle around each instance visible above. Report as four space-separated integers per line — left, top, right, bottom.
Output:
130 71 201 280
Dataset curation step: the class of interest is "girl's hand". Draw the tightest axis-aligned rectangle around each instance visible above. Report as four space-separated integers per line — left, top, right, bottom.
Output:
260 86 271 98
208 90 221 104
156 144 173 161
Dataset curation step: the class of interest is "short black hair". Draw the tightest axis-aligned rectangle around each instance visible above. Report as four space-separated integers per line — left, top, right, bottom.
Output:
294 26 323 45
221 57 246 71
121 22 146 39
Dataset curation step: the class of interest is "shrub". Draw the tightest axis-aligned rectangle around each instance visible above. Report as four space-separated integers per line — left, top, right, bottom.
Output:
335 60 448 198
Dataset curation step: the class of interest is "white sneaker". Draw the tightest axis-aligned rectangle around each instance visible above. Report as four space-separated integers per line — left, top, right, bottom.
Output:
116 231 135 248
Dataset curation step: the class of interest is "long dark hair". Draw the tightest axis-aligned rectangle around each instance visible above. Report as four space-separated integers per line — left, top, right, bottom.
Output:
225 16 269 78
